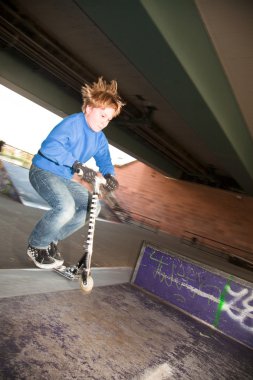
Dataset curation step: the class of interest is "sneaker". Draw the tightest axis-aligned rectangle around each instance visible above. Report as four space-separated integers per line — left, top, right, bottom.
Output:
48 242 64 267
27 245 59 269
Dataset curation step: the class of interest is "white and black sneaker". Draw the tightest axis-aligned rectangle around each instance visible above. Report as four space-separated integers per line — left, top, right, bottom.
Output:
27 245 59 269
48 242 64 267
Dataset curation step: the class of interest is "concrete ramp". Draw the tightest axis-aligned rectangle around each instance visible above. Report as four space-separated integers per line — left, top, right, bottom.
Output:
0 267 132 299
0 160 49 208
0 160 21 202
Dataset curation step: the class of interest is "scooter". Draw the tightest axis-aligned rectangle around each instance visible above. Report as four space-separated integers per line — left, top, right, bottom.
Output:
54 175 106 294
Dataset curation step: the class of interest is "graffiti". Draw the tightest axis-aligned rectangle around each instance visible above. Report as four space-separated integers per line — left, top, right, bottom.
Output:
213 276 232 328
223 287 253 332
150 248 221 305
149 248 253 332
132 243 253 348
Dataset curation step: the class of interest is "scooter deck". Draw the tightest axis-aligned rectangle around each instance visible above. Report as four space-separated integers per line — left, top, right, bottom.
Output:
54 266 80 281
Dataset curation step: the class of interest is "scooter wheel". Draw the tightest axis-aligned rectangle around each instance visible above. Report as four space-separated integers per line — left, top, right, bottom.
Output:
79 275 94 294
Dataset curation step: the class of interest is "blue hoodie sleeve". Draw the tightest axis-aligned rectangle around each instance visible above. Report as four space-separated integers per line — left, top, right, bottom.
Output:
94 134 115 176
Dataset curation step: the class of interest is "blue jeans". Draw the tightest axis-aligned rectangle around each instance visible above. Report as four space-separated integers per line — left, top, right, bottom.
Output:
28 165 101 248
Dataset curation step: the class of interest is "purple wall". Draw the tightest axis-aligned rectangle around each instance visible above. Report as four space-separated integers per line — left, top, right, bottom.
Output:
132 242 253 349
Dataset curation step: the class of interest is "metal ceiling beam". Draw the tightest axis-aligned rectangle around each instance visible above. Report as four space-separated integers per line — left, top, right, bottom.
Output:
78 0 253 194
142 0 253 191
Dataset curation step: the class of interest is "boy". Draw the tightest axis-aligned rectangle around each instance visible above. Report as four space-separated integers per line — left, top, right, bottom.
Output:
27 77 125 269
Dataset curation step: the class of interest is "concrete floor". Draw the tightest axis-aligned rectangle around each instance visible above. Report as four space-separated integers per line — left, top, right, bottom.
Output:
1 283 252 380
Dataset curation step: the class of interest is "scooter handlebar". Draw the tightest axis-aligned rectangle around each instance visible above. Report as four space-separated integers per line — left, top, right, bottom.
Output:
93 176 106 194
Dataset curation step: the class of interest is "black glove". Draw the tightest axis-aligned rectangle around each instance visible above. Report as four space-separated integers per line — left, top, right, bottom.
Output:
103 174 119 192
72 161 96 183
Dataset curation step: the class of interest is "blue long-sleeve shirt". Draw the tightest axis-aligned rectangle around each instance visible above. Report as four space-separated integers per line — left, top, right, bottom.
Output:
32 112 114 179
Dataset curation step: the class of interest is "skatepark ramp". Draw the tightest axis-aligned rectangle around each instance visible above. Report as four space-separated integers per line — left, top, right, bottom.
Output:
0 160 21 202
0 178 252 378
0 267 132 299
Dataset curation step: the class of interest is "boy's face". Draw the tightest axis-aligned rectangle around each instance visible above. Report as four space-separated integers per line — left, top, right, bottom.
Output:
85 105 116 132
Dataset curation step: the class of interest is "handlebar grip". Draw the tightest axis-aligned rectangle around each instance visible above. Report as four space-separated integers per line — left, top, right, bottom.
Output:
76 168 83 177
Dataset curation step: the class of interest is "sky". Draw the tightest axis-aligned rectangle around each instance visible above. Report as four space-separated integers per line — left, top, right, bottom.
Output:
0 84 135 167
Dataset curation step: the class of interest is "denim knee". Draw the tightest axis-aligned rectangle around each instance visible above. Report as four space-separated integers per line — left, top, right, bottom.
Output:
57 200 76 224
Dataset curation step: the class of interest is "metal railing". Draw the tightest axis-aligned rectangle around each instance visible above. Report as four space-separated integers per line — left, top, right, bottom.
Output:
182 230 253 271
125 210 160 232
104 192 160 232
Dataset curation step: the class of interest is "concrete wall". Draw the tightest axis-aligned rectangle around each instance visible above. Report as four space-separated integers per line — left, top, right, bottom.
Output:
132 242 253 349
114 161 253 257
